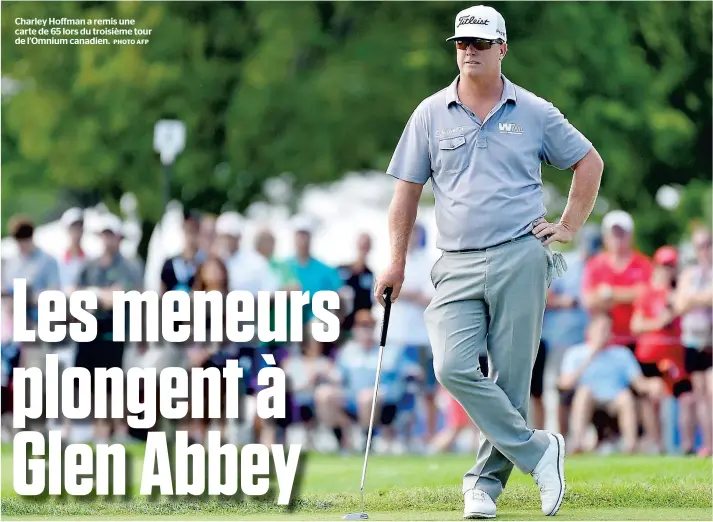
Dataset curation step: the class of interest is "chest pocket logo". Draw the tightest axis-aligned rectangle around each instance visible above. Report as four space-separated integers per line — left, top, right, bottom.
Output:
437 135 470 175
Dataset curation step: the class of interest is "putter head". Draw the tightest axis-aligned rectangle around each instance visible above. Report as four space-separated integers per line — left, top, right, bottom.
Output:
343 513 368 520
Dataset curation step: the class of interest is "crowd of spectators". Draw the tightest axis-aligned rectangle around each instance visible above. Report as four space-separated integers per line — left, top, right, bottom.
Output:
1 207 710 457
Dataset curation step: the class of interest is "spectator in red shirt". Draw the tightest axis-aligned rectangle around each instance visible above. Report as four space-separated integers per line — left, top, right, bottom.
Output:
631 246 695 454
582 210 653 349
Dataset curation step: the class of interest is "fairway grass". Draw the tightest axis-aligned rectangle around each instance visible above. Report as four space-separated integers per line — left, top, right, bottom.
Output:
2 444 711 520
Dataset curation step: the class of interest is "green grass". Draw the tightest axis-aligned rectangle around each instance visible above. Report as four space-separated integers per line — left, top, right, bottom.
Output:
1 443 711 520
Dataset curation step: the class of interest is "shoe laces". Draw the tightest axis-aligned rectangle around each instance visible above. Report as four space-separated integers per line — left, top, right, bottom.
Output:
532 471 547 494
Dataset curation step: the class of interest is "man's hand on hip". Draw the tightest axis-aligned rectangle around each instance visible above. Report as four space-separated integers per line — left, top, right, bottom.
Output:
374 263 405 306
533 218 574 246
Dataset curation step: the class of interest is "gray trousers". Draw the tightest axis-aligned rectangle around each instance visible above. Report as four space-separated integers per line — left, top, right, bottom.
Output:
425 233 551 502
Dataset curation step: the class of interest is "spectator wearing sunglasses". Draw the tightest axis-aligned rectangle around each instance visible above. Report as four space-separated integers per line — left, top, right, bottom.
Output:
376 4 603 518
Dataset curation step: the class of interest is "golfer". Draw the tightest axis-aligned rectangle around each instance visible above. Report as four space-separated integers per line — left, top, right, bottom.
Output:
374 4 604 519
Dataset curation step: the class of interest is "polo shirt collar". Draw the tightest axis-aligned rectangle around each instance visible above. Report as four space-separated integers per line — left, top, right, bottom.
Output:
446 74 517 107
64 248 85 262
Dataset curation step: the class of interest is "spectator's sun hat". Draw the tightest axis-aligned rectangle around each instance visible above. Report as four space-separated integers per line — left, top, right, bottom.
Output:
653 245 678 267
61 207 84 228
602 210 634 234
215 211 243 238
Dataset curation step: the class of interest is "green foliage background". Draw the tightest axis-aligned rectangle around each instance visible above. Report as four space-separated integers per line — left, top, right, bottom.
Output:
2 1 711 255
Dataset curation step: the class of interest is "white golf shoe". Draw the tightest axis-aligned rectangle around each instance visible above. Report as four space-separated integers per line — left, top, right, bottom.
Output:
463 489 496 519
531 432 566 516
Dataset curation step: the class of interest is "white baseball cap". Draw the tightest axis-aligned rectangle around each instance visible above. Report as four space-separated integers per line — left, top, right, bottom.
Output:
602 210 634 234
447 5 507 43
292 215 315 234
215 211 243 237
60 207 84 227
99 214 123 236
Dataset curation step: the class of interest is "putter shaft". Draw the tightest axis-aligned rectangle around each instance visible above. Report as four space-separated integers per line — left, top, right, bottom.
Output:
349 288 392 521
359 342 384 492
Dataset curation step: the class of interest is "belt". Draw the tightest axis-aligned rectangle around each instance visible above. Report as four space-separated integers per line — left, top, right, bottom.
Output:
444 231 534 254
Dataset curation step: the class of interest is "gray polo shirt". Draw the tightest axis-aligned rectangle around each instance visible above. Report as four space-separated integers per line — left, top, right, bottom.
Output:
77 253 140 339
387 74 593 251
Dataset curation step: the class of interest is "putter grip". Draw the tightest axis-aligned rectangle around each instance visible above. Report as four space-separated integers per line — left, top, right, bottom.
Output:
379 287 393 346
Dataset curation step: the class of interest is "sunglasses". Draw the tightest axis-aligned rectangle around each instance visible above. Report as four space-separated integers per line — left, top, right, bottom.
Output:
455 38 503 51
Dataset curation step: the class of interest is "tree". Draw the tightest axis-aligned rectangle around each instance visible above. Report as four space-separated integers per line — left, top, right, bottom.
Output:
2 1 710 255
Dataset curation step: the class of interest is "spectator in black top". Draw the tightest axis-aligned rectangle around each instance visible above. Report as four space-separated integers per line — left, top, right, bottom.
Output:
338 232 374 333
72 214 140 443
160 210 203 294
151 210 202 439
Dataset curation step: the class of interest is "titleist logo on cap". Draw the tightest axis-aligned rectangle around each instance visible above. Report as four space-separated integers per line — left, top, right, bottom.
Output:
457 16 490 27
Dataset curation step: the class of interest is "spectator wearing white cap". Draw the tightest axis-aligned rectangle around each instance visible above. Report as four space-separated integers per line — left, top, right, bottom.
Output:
71 213 141 444
51 207 87 436
215 211 279 296
59 207 87 293
581 210 653 451
582 211 653 349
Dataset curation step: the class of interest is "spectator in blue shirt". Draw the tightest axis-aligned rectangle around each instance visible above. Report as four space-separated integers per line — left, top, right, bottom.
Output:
559 312 652 454
334 309 419 452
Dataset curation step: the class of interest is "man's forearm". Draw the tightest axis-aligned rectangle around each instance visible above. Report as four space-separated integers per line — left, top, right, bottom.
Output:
694 288 713 307
559 358 593 391
611 285 645 304
582 292 610 312
631 375 651 396
631 315 665 335
548 293 575 309
560 149 604 234
389 181 422 266
558 375 577 391
676 289 713 314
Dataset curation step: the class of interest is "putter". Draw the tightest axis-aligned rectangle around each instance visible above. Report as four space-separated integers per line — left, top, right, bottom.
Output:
343 287 393 521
